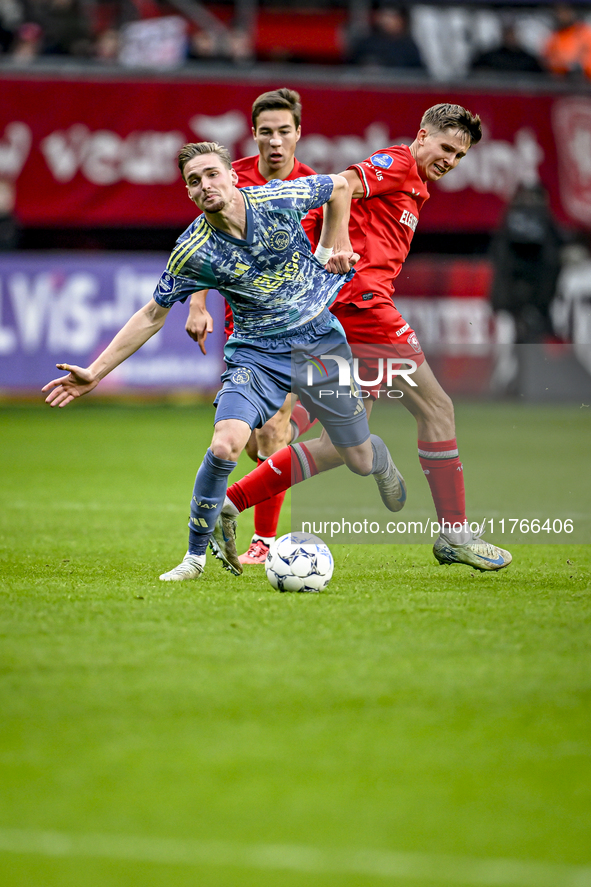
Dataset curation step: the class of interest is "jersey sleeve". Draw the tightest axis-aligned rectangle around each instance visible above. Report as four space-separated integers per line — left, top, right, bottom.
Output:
153 269 211 307
153 220 218 307
348 148 413 198
246 175 334 217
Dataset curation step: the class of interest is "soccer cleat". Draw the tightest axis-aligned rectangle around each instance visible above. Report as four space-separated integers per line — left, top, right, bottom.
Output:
373 452 407 512
159 552 205 582
433 531 512 572
239 538 271 565
209 513 243 575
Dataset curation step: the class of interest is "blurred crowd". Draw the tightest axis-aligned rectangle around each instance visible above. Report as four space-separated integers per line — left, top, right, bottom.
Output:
0 0 255 65
0 1 590 79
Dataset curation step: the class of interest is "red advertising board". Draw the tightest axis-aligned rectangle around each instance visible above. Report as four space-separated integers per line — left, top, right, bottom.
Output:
1 72 590 232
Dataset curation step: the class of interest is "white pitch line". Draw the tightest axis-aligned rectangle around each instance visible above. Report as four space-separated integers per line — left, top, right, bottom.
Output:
0 828 589 886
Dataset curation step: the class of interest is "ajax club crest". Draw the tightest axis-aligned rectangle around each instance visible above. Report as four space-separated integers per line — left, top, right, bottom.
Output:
269 230 290 252
231 367 251 385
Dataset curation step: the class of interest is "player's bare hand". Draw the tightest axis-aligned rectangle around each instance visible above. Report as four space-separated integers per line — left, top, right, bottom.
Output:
326 251 360 274
42 364 98 408
185 309 213 355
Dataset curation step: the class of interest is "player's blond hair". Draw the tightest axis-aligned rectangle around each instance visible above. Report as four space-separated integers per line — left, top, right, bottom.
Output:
420 104 482 146
177 142 232 179
251 88 302 130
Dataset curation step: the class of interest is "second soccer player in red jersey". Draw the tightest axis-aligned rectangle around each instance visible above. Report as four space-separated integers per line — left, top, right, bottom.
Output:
220 103 512 572
185 88 322 565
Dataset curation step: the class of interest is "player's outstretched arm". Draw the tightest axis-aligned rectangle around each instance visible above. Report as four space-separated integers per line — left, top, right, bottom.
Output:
186 290 213 355
42 298 170 408
326 168 363 274
42 364 100 408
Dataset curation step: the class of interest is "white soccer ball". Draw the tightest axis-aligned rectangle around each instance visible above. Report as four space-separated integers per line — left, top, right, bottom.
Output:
265 532 334 593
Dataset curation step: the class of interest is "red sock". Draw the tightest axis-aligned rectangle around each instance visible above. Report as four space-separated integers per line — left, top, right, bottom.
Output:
227 444 318 513
290 401 319 440
418 438 466 525
253 457 286 538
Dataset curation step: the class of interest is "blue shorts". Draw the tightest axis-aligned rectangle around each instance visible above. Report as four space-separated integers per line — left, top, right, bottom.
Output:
214 309 370 449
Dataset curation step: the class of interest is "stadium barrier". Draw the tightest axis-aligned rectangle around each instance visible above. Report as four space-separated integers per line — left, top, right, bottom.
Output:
0 253 225 396
1 74 590 233
2 252 589 400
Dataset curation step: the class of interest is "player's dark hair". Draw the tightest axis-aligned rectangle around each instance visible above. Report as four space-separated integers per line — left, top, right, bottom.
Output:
420 104 482 146
251 88 302 130
178 142 232 178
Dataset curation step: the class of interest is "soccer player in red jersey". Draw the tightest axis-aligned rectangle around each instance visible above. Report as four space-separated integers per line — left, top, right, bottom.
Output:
222 104 512 572
185 88 321 565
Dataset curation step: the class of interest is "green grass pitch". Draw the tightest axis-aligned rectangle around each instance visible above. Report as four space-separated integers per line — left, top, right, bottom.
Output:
1 402 590 887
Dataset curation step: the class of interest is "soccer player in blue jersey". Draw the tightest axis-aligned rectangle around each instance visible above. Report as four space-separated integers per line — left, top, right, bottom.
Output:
42 141 404 581
186 87 323 566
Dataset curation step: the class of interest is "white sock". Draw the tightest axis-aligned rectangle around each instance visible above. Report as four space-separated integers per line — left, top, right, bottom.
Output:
222 496 239 516
443 522 472 544
252 534 275 546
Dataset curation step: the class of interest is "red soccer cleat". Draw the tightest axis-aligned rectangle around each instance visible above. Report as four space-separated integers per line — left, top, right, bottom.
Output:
238 538 271 565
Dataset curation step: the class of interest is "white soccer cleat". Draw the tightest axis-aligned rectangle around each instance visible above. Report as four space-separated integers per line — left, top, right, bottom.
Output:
374 452 407 512
433 528 512 572
209 513 243 576
159 553 205 581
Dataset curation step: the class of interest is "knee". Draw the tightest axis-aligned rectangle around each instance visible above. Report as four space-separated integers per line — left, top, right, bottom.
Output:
244 432 258 462
418 390 455 437
421 386 453 418
342 447 373 477
441 390 454 420
435 390 455 426
211 436 240 462
257 415 290 455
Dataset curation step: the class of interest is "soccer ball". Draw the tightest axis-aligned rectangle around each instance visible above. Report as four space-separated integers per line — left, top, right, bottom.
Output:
265 533 334 593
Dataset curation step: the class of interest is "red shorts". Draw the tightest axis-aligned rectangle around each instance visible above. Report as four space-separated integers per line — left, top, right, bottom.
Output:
330 298 425 398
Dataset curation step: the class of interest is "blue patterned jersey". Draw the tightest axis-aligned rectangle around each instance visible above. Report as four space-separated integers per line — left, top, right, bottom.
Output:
153 176 353 338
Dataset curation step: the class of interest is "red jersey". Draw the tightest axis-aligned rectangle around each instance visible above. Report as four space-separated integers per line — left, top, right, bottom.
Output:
334 145 429 309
